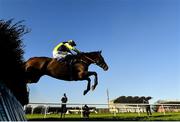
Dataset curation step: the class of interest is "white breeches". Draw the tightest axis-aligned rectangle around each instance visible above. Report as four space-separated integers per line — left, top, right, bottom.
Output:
53 51 71 60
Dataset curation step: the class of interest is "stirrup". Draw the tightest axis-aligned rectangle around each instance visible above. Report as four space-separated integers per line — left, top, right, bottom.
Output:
69 73 73 80
69 77 73 81
69 72 73 81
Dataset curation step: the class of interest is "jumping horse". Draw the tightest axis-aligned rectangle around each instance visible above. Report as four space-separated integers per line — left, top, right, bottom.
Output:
24 51 108 95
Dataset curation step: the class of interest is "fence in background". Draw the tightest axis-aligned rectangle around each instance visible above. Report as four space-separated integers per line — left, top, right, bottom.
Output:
24 102 180 118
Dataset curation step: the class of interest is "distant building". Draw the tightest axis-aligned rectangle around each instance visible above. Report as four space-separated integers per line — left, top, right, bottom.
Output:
155 100 180 112
109 96 152 113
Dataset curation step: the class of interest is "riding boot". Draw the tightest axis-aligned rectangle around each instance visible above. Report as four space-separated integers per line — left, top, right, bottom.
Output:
69 60 73 81
65 55 74 80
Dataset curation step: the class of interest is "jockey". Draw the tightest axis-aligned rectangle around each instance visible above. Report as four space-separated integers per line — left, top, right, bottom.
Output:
53 40 80 61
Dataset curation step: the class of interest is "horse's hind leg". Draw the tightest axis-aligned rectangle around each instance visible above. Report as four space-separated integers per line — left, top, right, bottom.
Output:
25 66 41 83
83 78 91 95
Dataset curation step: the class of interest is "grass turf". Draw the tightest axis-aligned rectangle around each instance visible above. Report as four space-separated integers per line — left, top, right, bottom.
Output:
26 112 180 121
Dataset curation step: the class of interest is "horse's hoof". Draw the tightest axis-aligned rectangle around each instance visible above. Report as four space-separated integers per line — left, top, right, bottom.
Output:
91 85 95 91
83 90 88 95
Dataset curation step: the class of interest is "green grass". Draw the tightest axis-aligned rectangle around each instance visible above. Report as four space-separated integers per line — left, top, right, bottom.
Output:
26 112 180 121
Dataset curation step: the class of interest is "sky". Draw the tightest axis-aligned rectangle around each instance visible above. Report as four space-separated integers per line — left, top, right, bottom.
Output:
1 0 180 104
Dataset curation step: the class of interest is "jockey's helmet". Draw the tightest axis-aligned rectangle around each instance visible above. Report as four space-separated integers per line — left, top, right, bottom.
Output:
68 40 76 46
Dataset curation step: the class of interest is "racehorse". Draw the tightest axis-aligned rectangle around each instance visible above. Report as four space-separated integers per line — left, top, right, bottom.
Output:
24 51 108 95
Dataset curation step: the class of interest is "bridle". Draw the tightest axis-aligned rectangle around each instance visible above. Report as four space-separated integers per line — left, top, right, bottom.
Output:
83 54 102 66
78 53 108 70
83 55 96 64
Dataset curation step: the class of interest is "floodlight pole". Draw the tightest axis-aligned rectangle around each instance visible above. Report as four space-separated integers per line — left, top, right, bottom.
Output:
107 89 110 109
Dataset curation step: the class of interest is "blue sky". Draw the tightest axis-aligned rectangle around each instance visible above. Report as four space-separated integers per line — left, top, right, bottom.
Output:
1 0 180 104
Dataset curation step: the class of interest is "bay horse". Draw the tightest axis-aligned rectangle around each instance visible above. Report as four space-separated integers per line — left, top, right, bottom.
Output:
24 51 108 95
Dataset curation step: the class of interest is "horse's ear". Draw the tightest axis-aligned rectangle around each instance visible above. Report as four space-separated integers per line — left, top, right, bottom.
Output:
99 50 102 53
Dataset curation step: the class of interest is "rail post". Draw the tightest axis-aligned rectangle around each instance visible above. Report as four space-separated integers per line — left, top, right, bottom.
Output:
137 104 140 116
161 104 165 115
81 104 83 118
44 105 48 118
113 105 116 117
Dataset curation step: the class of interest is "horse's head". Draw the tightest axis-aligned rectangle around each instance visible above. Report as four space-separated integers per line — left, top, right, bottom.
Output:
95 51 109 71
83 51 108 71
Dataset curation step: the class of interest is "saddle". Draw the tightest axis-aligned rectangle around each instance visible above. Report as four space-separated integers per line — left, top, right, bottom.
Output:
55 55 75 64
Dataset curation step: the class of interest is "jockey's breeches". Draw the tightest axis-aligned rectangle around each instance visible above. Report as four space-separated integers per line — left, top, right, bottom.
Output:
52 51 71 59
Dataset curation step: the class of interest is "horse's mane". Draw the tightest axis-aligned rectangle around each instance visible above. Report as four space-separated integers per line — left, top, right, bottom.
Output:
80 51 101 55
85 51 101 53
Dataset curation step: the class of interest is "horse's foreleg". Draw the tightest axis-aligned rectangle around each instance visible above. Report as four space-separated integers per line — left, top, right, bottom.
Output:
83 78 91 95
91 72 98 91
86 71 98 91
78 71 97 95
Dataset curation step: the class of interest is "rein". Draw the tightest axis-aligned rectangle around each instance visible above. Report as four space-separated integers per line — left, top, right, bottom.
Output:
83 55 97 64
